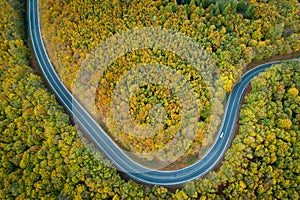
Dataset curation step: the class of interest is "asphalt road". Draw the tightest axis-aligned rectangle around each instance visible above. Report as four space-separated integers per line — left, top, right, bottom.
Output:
28 0 298 185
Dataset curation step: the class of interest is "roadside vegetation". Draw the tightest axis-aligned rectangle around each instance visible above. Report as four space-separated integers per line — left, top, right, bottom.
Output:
0 0 299 199
187 60 300 199
39 0 300 166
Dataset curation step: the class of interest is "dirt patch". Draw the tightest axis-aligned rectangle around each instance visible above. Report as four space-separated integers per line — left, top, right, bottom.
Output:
246 51 300 71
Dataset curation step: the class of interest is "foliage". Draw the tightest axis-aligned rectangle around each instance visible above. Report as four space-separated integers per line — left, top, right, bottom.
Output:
92 49 212 165
39 0 299 167
1 0 300 199
0 1 146 199
220 61 300 198
39 0 299 92
187 61 300 199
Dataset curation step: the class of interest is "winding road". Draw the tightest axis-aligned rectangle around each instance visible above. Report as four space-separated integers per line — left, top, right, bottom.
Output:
28 0 299 185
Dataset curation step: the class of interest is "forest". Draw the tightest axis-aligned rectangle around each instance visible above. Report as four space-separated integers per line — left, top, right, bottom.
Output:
38 0 300 166
0 0 299 199
39 0 299 92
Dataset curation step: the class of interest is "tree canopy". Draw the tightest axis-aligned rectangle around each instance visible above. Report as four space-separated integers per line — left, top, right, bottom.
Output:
0 0 299 199
38 0 300 168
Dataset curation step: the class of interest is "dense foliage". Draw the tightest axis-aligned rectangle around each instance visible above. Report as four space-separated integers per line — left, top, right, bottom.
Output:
0 1 147 199
40 0 299 92
85 49 215 167
188 61 300 199
39 0 299 164
0 0 299 199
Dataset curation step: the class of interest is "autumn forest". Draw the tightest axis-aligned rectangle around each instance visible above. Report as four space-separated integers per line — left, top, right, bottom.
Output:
0 0 300 199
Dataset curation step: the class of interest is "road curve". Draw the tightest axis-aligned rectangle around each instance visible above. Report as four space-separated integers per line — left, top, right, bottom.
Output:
28 0 299 185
